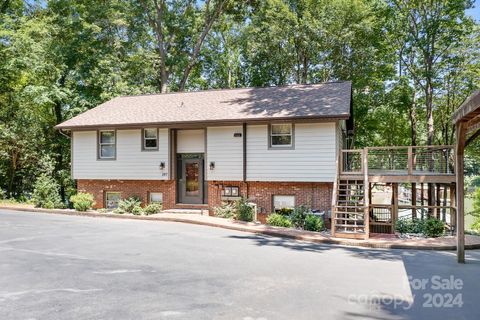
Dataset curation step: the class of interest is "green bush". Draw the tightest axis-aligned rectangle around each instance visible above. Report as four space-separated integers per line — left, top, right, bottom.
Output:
422 218 445 238
131 205 143 215
0 189 5 200
267 213 292 228
113 208 125 214
304 214 324 232
70 193 95 211
276 207 293 216
118 196 142 213
395 217 444 237
290 205 312 228
214 202 236 218
32 174 62 208
144 203 162 215
235 198 254 222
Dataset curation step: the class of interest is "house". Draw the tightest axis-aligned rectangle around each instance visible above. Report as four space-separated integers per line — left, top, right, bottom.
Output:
56 82 353 221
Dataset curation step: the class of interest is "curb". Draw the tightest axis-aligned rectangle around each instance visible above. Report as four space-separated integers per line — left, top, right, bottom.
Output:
1 206 479 251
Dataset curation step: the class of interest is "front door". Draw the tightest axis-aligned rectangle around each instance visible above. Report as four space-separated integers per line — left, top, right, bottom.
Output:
178 158 204 204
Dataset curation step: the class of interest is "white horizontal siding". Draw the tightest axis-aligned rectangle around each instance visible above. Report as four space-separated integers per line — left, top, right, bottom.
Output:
246 123 337 182
177 129 204 153
72 129 169 180
206 126 243 181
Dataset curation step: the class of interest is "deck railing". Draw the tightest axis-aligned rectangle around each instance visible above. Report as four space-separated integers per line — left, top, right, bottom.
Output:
340 146 454 176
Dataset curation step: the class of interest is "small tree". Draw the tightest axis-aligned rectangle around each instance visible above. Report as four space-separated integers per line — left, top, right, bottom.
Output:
470 188 480 232
32 174 62 208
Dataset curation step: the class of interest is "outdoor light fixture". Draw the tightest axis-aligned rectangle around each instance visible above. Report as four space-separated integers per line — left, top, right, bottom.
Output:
233 133 242 137
209 161 215 170
159 162 165 170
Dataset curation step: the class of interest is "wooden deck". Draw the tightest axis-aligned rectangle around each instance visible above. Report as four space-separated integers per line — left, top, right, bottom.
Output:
332 146 456 240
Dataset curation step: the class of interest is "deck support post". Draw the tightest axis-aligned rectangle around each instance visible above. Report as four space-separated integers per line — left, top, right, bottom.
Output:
411 183 417 219
455 121 467 263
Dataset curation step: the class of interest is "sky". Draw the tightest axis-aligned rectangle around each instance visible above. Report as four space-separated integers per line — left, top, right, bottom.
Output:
467 0 480 21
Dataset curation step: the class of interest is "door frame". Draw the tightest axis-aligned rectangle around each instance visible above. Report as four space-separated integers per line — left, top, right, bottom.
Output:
176 153 205 204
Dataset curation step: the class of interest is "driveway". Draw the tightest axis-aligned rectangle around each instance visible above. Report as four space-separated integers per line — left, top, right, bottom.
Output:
0 209 479 320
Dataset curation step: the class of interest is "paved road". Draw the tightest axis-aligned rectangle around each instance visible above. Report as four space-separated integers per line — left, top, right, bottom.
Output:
0 209 479 320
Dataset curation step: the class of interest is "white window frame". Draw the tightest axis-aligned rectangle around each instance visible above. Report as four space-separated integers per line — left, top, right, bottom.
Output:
105 192 121 209
98 130 116 159
149 192 163 204
269 123 294 149
143 128 158 151
273 195 296 211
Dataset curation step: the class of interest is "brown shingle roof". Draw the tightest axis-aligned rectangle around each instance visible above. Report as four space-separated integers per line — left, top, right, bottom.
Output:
56 81 352 129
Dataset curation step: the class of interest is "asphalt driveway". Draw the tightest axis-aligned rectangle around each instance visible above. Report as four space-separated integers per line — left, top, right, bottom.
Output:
0 209 479 320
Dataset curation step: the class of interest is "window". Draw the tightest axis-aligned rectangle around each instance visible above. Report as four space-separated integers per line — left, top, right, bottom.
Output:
105 192 121 209
273 195 295 211
99 130 116 159
149 192 163 204
143 128 158 150
270 123 293 148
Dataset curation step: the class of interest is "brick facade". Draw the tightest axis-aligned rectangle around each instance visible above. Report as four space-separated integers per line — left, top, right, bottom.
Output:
77 179 176 210
77 179 332 225
208 181 333 223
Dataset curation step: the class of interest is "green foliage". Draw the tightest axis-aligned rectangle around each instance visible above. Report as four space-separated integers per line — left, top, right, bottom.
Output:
0 189 5 200
144 203 162 215
267 213 293 228
118 196 142 214
69 193 95 211
275 208 293 216
289 205 312 228
422 218 446 238
32 174 62 209
214 202 236 219
395 217 444 237
113 208 125 214
131 205 143 215
304 214 324 232
235 198 254 222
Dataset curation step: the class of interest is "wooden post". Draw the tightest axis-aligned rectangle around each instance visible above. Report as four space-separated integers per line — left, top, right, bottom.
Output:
411 183 417 219
450 183 456 234
407 146 413 176
456 121 467 263
392 183 398 234
363 148 370 239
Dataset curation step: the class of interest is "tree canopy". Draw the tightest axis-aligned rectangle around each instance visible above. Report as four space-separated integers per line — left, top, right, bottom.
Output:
1 0 479 200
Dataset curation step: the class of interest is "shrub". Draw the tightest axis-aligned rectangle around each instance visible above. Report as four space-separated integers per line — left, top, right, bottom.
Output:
0 189 5 200
235 198 254 222
304 214 324 232
267 213 292 228
290 205 312 228
144 203 162 215
214 202 236 218
276 208 293 216
395 218 415 234
32 174 62 208
70 193 95 211
131 205 143 215
118 196 142 213
113 208 125 214
422 218 445 238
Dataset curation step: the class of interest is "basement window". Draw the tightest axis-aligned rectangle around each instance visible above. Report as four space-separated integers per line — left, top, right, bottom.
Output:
273 195 295 211
269 123 293 148
143 128 158 150
105 192 121 209
149 192 163 204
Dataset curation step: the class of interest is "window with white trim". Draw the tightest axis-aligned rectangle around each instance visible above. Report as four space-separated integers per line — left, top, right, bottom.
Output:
270 123 293 147
105 192 121 209
99 130 115 159
149 192 163 204
273 195 295 211
143 128 158 150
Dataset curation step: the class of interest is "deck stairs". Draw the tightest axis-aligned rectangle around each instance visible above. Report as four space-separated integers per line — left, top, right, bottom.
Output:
332 178 369 239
